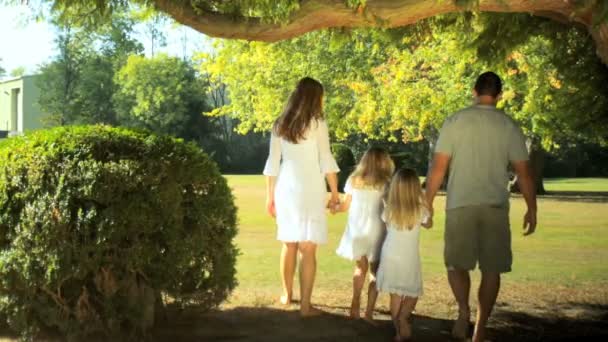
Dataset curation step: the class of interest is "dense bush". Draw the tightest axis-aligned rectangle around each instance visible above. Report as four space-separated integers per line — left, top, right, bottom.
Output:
0 126 238 340
331 143 356 192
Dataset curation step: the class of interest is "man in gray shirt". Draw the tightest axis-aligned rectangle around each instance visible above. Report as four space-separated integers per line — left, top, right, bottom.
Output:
426 72 537 342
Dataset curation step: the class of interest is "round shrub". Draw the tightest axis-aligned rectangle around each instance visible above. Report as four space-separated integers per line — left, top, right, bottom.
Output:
0 126 237 340
331 143 356 193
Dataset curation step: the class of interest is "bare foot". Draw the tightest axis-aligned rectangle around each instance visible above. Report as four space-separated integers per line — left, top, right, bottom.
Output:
363 313 378 326
350 299 361 319
399 315 412 340
472 322 487 342
279 294 292 306
452 313 470 340
300 306 323 317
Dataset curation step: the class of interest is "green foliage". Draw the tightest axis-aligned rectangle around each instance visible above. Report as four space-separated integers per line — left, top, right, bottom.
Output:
331 143 356 192
201 12 608 151
113 54 207 137
9 66 26 78
37 16 143 126
0 126 238 340
0 58 5 77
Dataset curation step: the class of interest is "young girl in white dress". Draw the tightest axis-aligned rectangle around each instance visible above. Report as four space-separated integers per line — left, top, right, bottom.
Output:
376 168 432 341
335 147 395 322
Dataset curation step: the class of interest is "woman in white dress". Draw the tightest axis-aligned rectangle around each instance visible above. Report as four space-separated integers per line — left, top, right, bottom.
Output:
263 77 340 316
335 147 394 322
376 168 432 341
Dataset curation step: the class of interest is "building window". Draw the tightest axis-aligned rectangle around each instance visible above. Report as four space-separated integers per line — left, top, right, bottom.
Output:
10 88 20 131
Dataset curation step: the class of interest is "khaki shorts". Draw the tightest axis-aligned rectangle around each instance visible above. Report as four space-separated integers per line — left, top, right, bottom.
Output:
444 204 512 273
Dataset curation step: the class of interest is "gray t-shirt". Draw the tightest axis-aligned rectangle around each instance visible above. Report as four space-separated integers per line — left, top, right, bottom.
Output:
435 104 528 210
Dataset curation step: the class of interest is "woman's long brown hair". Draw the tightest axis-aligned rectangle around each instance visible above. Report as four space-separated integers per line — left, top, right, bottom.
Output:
273 77 324 143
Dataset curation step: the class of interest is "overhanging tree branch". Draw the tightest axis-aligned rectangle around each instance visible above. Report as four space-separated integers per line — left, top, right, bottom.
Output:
151 0 608 64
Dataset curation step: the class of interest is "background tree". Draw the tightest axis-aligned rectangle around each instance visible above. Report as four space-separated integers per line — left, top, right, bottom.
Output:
9 66 26 77
37 15 143 126
0 58 5 78
113 54 211 138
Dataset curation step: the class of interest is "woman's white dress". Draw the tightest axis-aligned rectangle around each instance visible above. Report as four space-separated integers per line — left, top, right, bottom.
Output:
335 178 385 263
263 120 339 244
376 211 429 297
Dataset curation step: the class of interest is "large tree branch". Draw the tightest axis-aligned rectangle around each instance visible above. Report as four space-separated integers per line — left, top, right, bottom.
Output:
153 0 608 64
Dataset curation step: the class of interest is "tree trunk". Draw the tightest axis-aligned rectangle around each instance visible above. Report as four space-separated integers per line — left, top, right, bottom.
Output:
510 138 546 195
153 0 608 65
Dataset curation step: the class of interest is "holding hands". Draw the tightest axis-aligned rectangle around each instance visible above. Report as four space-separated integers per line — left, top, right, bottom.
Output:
328 192 341 214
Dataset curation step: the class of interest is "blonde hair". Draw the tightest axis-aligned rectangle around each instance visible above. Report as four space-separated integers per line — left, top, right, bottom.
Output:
349 147 395 190
273 77 324 144
384 168 426 230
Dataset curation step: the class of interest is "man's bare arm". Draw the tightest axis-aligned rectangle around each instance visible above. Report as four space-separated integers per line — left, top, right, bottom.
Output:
512 160 537 236
426 153 451 214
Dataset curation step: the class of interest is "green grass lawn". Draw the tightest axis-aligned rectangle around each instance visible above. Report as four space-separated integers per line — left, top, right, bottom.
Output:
227 175 608 290
544 178 608 192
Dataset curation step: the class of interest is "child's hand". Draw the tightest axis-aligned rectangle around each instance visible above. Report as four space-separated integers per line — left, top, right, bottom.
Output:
422 216 433 229
327 199 340 214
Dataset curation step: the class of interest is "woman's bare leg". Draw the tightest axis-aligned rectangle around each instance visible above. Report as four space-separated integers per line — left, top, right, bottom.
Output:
280 242 298 305
299 241 321 316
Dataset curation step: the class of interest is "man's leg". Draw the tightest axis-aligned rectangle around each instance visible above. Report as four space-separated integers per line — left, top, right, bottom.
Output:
474 204 511 341
444 207 477 339
448 268 471 339
474 272 500 342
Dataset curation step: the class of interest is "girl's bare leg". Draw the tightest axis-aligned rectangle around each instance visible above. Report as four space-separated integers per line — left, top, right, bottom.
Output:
398 296 418 340
280 242 298 305
351 257 369 319
390 294 403 341
363 261 379 325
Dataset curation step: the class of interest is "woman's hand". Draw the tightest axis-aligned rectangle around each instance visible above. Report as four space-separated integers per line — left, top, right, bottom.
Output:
266 197 276 218
328 192 340 214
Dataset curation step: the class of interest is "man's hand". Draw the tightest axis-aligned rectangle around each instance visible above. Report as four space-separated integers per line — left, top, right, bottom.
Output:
523 209 537 236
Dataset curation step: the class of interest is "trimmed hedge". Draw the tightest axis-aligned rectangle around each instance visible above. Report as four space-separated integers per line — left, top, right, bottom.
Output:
0 126 238 340
331 143 356 193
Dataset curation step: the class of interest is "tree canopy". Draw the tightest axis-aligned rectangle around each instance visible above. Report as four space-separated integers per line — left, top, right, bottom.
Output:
201 13 608 148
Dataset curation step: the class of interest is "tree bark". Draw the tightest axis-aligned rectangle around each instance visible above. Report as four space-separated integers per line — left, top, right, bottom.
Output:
153 0 608 65
510 138 546 195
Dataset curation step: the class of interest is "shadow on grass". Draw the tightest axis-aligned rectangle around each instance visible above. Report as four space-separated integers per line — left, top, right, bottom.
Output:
151 302 608 341
536 191 608 203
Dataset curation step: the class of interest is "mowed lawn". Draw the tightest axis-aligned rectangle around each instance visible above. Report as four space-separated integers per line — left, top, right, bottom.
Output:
208 175 608 340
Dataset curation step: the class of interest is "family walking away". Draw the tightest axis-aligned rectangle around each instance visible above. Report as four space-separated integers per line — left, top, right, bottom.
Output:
264 72 538 341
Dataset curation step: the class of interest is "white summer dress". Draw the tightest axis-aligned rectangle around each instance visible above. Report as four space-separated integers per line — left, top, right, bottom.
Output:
336 178 386 263
376 210 429 297
263 120 340 244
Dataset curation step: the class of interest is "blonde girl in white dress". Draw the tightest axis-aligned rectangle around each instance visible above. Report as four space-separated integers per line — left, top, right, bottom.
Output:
335 147 394 322
263 77 340 317
376 168 432 341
